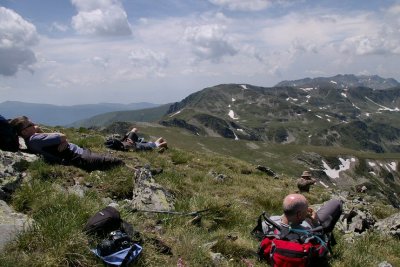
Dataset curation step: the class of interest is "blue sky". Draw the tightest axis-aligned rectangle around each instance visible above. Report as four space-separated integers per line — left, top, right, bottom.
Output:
1 0 400 105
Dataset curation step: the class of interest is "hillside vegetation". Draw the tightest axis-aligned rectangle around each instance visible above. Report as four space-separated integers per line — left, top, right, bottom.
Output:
1 125 399 266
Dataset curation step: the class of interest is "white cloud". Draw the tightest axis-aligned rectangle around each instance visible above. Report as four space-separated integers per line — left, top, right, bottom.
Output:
208 0 271 11
71 0 132 36
184 24 238 62
129 47 169 76
0 7 38 76
50 22 69 32
90 56 109 68
386 4 400 15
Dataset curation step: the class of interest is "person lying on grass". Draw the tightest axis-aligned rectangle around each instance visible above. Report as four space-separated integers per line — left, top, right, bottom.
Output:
11 116 124 172
121 127 168 152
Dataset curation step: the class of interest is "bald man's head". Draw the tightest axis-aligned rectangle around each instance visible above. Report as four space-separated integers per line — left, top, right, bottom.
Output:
283 194 309 221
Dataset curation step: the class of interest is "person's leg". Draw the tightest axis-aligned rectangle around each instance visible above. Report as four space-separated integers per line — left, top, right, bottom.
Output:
135 142 156 151
316 199 343 233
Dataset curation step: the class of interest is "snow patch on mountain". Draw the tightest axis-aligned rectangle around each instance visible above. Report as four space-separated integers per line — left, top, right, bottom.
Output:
365 97 399 112
322 158 352 179
169 110 182 117
228 110 239 120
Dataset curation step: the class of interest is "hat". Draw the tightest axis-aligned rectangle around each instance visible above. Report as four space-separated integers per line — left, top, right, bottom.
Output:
301 171 312 178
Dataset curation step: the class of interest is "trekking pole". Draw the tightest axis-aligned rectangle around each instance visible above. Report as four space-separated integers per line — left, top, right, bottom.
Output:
261 211 283 231
129 203 231 217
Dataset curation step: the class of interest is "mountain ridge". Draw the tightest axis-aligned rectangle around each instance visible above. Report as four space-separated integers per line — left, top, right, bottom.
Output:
160 75 400 153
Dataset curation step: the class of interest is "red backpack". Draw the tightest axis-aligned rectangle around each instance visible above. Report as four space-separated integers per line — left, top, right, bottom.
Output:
253 212 329 267
259 235 327 267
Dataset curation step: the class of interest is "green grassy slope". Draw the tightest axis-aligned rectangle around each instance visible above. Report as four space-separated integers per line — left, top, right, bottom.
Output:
1 126 399 266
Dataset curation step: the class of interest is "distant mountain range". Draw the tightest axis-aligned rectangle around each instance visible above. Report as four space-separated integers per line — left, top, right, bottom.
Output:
276 74 400 89
159 74 400 153
68 104 171 128
0 101 160 126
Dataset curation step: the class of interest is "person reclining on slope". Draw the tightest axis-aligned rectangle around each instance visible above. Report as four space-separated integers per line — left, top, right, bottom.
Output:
11 116 124 172
121 127 168 151
258 193 343 266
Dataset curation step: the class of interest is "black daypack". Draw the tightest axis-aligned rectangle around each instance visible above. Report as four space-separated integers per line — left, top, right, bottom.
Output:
85 206 143 265
0 116 19 152
84 206 141 242
104 138 128 151
84 206 123 236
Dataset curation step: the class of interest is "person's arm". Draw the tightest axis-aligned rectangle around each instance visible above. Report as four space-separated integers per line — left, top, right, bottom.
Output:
28 133 66 163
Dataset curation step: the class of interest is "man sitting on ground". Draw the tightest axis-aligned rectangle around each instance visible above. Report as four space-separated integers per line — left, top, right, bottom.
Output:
122 127 168 151
271 193 342 232
11 116 124 172
297 170 317 193
261 193 343 266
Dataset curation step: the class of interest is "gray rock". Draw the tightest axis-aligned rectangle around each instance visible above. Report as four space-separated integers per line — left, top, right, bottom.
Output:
0 200 33 252
0 150 38 201
131 165 174 211
209 252 227 266
374 212 400 238
378 261 393 267
208 170 229 182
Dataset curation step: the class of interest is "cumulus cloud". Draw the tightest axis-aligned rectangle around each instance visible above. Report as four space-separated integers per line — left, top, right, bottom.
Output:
0 7 38 76
208 0 271 11
338 7 400 56
184 24 238 62
71 0 132 36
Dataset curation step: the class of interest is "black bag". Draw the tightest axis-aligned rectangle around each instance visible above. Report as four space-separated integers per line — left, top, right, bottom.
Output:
84 206 142 243
0 116 19 152
84 206 123 236
104 138 128 151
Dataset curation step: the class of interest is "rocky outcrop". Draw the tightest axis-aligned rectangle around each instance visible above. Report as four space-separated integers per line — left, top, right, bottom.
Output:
160 118 201 135
0 150 37 252
131 165 174 211
374 212 400 238
0 200 33 251
0 150 38 201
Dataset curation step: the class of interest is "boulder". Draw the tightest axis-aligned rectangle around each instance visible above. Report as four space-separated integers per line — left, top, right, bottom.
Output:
131 165 174 211
374 212 400 238
0 150 38 201
0 200 33 252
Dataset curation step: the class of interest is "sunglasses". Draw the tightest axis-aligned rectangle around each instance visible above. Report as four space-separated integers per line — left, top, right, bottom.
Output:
21 123 35 131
